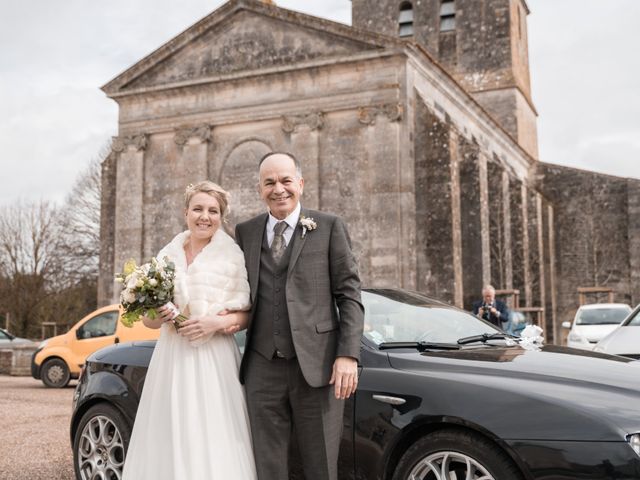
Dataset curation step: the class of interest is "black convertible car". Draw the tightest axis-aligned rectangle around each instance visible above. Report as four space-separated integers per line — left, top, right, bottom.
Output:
70 289 640 480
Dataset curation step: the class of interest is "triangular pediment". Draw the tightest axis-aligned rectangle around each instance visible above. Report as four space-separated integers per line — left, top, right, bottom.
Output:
103 0 399 95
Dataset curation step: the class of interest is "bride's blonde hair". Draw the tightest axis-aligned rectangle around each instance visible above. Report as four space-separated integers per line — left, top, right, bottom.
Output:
184 181 231 220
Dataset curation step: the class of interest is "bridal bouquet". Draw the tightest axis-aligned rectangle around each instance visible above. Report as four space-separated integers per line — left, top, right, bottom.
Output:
115 257 187 329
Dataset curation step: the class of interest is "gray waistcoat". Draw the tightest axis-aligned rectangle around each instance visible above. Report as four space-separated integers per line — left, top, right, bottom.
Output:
250 233 296 359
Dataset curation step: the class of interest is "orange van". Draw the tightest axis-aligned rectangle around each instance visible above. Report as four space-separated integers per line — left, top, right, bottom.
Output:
31 304 160 387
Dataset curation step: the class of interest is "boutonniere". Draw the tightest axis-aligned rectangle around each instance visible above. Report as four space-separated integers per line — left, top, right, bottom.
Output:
299 216 317 238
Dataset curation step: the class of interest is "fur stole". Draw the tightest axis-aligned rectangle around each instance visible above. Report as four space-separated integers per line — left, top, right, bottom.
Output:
157 229 250 345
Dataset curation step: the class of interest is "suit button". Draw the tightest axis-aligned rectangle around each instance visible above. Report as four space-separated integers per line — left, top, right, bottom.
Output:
274 301 279 306
274 330 280 335
275 288 280 292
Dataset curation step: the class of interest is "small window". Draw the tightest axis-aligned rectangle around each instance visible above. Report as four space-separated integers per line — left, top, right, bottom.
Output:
77 312 118 339
440 0 456 32
399 2 414 37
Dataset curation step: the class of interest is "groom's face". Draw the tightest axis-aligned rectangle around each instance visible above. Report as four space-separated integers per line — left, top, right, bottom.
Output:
259 154 304 220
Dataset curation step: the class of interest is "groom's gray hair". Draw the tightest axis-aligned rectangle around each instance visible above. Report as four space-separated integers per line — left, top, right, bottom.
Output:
259 151 303 178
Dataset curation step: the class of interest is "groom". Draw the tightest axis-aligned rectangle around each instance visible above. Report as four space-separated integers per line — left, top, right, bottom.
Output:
235 152 364 480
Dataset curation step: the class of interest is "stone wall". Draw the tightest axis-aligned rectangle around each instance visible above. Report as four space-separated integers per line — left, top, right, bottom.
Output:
0 344 38 376
352 0 538 158
414 98 459 305
536 162 638 326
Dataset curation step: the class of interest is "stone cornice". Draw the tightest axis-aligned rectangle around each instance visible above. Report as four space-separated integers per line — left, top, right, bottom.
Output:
111 134 148 153
174 124 212 145
281 112 324 133
105 50 404 100
117 91 403 135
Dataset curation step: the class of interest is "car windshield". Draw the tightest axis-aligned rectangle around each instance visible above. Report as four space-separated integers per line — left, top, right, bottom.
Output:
362 290 500 345
625 309 640 326
575 307 631 325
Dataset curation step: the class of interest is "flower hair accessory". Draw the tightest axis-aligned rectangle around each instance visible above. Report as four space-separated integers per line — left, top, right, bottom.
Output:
299 216 317 238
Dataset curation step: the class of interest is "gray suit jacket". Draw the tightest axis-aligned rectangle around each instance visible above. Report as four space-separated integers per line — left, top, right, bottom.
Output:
235 208 364 387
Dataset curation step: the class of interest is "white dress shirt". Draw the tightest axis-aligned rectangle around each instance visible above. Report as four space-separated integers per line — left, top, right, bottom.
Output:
265 202 301 248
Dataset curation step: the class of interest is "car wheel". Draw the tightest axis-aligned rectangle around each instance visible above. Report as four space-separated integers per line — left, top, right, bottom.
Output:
41 358 71 388
392 429 523 480
73 403 130 480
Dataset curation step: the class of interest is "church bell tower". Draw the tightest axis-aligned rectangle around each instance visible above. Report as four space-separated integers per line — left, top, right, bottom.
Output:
352 0 538 159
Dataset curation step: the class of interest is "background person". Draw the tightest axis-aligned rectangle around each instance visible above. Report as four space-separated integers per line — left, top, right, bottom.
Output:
472 285 510 328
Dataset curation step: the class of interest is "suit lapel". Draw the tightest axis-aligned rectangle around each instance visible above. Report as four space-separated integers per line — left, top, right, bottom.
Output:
248 214 268 303
287 208 309 278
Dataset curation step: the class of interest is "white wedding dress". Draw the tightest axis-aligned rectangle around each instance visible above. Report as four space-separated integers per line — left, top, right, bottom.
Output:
122 230 257 480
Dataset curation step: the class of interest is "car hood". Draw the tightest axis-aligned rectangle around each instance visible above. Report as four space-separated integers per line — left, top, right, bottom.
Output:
388 344 640 436
597 326 640 356
41 332 69 346
572 324 620 341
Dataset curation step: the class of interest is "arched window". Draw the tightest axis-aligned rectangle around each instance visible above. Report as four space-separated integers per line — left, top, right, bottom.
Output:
398 2 414 37
440 0 456 32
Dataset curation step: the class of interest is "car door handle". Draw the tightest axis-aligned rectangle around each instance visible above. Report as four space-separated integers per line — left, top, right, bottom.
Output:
372 394 406 406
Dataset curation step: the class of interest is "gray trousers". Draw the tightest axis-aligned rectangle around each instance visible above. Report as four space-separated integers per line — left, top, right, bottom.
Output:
244 351 344 480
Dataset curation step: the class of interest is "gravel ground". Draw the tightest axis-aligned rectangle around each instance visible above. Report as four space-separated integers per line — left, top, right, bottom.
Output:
0 375 76 480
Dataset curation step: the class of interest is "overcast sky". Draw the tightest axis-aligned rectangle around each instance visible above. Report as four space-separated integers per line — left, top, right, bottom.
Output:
1 0 638 207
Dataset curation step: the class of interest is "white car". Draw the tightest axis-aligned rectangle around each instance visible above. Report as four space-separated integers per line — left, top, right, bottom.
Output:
563 303 632 350
0 328 32 346
595 304 640 359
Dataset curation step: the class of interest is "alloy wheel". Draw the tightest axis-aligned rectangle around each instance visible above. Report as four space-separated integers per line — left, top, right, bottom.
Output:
46 364 65 383
77 414 125 480
408 451 494 480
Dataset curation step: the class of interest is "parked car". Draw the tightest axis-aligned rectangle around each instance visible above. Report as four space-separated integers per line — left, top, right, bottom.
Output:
0 327 32 346
563 303 632 350
71 288 640 480
31 304 160 388
595 303 640 359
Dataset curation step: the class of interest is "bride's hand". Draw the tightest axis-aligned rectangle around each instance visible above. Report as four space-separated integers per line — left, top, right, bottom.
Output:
177 316 224 341
142 307 175 329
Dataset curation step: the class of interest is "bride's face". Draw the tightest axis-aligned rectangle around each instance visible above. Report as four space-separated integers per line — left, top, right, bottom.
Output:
185 192 221 241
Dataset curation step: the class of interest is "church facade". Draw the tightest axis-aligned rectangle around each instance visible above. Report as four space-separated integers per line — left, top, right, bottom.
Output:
99 0 640 344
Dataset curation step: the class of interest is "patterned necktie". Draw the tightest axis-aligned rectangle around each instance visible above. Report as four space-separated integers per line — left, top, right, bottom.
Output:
271 221 288 263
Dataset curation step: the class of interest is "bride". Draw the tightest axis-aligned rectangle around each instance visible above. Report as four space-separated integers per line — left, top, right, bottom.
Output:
122 181 257 479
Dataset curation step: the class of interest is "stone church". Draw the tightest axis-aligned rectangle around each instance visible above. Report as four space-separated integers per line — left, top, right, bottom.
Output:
98 0 640 344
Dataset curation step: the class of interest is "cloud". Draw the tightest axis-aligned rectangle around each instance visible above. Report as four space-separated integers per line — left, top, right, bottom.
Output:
528 0 640 179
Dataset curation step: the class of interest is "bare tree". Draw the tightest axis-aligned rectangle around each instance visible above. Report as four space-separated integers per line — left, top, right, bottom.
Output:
0 200 60 336
54 146 105 285
0 200 59 279
0 143 107 337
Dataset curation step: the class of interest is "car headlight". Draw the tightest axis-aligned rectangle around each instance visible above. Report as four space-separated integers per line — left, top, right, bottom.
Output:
568 332 587 343
38 339 48 349
628 434 640 456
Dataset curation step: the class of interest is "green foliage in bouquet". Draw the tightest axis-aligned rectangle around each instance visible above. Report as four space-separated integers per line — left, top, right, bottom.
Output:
115 257 179 327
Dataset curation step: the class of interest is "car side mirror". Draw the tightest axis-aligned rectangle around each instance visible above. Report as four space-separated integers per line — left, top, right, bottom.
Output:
561 321 571 329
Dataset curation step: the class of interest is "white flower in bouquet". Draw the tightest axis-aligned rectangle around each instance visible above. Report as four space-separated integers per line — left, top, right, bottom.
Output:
122 290 136 304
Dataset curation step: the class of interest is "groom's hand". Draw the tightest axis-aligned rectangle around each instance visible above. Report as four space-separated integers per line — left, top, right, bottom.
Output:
330 356 358 400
